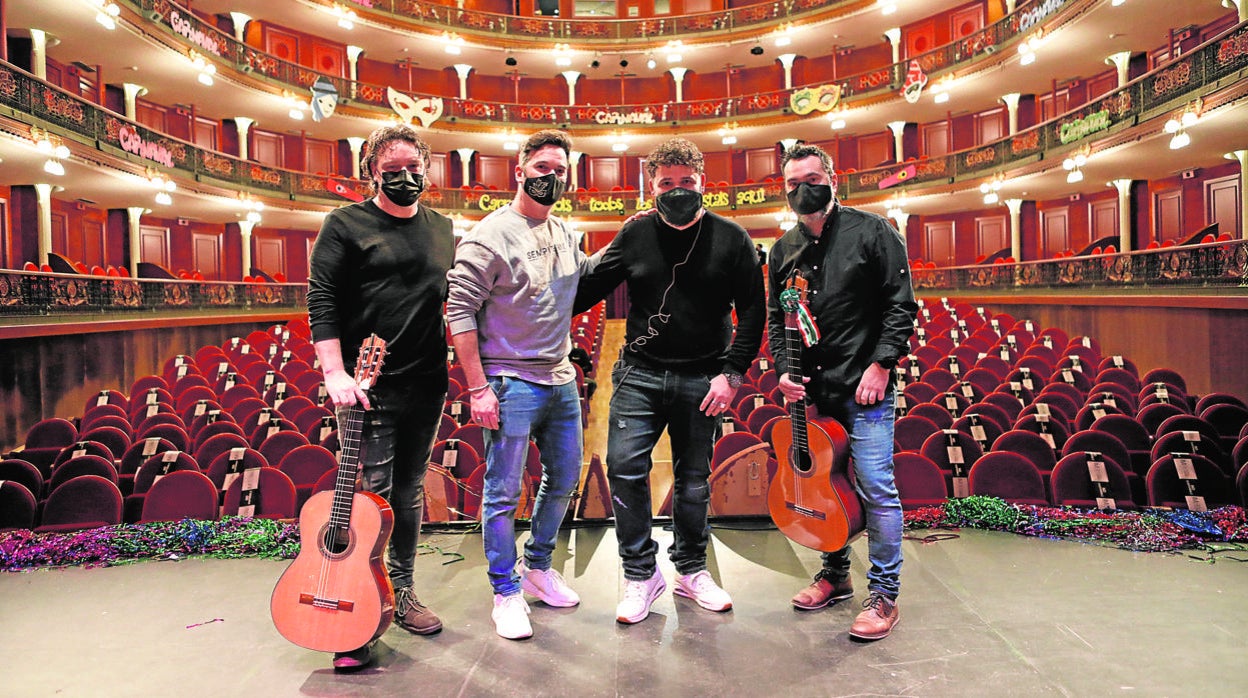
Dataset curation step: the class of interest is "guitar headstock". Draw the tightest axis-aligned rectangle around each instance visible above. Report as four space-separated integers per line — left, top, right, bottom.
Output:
354 334 388 391
779 274 809 314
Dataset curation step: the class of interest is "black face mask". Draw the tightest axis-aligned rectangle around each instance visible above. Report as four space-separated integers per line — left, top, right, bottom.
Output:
523 172 567 206
380 170 424 207
787 182 833 215
655 188 703 227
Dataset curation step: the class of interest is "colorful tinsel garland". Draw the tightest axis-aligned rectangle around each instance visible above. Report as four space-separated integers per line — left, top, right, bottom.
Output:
0 517 300 572
2 500 1246 572
903 496 1248 553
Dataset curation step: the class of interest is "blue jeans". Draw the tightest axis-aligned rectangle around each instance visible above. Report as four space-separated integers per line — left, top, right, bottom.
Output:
607 363 718 581
351 380 444 591
818 391 903 599
481 376 583 596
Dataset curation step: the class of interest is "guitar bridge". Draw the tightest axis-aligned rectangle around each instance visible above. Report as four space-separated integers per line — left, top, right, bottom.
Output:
784 502 827 520
299 593 356 612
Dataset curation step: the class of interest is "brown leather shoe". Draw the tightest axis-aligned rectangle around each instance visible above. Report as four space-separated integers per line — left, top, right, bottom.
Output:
791 576 854 610
849 593 899 640
394 586 443 635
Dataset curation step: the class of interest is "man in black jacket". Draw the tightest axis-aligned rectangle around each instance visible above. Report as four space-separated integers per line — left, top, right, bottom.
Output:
767 144 917 641
575 138 765 625
307 124 455 669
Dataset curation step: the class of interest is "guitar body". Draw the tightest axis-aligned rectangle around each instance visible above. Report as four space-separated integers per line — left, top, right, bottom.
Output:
769 411 864 552
271 490 395 652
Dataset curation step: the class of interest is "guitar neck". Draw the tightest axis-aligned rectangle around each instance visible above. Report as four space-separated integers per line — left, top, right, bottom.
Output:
784 324 810 451
329 405 365 529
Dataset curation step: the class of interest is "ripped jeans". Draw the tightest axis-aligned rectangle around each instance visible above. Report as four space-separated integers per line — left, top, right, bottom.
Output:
607 362 718 581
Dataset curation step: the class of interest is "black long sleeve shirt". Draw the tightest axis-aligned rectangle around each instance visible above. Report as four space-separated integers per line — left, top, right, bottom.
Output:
307 200 456 384
767 203 917 410
575 211 765 376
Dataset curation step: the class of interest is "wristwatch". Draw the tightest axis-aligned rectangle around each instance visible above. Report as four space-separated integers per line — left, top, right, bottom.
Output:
721 371 744 389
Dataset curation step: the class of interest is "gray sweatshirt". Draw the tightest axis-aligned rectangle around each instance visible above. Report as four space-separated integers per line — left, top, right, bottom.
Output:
446 205 592 386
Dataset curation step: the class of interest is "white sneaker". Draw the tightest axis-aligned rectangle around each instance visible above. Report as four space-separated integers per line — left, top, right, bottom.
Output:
674 570 733 612
519 560 581 607
492 593 532 640
616 570 666 625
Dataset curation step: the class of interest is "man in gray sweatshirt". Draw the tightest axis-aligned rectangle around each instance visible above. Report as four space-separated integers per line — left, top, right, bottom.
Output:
446 130 593 640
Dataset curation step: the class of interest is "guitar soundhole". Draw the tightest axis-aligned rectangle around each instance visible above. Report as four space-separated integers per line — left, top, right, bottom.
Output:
320 524 354 559
789 447 813 474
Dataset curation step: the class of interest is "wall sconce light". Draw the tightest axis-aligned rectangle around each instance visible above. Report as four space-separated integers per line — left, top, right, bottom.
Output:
719 123 738 146
980 174 1004 205
1164 100 1201 150
442 32 464 55
90 0 121 30
190 51 216 86
554 44 573 67
33 127 70 175
1018 30 1044 66
1063 146 1090 184
666 40 684 64
330 4 357 30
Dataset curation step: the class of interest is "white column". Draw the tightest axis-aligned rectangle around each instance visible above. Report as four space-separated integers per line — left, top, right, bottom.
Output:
31 29 48 81
1005 198 1024 262
453 64 473 100
1001 93 1021 135
455 148 475 186
346 137 366 179
229 12 252 42
889 211 910 237
234 117 255 161
238 220 255 279
1110 179 1133 251
883 28 902 65
561 71 581 106
126 206 145 277
668 67 688 103
1225 150 1248 240
122 83 147 121
34 183 54 266
887 120 907 162
1105 51 1132 88
780 138 799 152
347 46 364 100
569 150 582 191
777 53 797 90
1222 0 1245 22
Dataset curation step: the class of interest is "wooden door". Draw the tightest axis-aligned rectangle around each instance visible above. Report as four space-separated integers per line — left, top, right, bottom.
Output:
975 215 1007 260
1206 175 1240 239
1090 199 1118 243
924 221 955 266
1041 207 1070 257
139 225 170 268
588 156 622 192
82 218 106 268
193 231 222 280
254 235 286 277
1153 188 1183 243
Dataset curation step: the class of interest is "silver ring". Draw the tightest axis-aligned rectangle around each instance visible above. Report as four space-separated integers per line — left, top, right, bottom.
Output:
717 402 727 408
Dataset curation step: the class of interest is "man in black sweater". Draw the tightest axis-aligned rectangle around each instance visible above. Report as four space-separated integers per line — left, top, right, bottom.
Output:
575 138 765 625
307 124 456 669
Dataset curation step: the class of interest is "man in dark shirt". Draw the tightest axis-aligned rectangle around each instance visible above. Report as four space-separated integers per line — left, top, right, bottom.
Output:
767 144 917 641
306 124 456 669
575 137 765 625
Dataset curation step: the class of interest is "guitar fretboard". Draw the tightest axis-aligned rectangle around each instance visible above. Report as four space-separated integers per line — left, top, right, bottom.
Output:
329 405 364 530
784 324 809 453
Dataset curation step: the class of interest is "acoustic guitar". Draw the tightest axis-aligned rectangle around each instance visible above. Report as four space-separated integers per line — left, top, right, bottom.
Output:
768 275 865 552
271 335 395 652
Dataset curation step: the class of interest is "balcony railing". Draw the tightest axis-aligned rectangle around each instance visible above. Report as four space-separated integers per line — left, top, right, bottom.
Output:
329 0 858 42
911 239 1248 293
0 269 306 319
1 19 1243 216
129 0 1086 128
